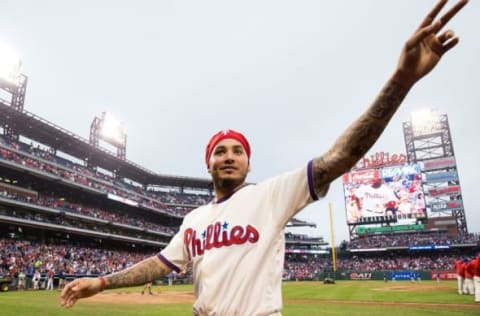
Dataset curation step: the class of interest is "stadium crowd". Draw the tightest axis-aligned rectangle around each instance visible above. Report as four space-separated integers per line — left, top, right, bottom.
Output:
344 232 479 249
0 189 176 236
283 257 330 281
0 135 217 245
1 237 469 287
0 238 156 289
0 136 209 217
337 254 458 271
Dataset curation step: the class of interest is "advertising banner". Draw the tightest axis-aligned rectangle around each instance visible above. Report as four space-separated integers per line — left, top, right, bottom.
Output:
425 171 458 183
349 272 373 280
430 271 457 280
356 224 424 235
422 157 456 171
391 271 420 281
408 244 451 250
107 193 138 207
428 185 460 197
285 249 329 254
430 200 463 212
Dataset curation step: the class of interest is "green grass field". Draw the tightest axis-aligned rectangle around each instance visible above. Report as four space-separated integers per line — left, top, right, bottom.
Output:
1 280 477 316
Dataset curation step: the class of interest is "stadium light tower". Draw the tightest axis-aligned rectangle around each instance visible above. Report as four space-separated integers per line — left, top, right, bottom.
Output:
90 112 127 160
0 42 28 140
403 107 467 235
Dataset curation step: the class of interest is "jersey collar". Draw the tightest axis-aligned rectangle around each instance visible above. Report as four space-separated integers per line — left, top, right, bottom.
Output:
212 183 249 204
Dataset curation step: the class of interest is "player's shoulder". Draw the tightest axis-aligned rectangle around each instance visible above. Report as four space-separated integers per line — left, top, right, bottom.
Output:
256 164 309 187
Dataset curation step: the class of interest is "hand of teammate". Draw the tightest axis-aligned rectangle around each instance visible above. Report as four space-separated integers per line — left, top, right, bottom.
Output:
60 277 103 308
393 0 468 87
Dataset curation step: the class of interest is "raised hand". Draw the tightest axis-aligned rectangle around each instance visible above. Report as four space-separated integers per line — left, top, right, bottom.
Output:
395 0 468 87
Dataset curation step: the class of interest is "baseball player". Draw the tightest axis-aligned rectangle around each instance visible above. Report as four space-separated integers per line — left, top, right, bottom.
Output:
473 254 480 304
60 1 469 314
354 178 398 217
464 258 475 295
455 258 466 294
141 282 153 295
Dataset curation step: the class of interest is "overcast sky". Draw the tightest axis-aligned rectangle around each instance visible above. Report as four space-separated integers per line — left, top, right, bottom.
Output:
1 0 478 243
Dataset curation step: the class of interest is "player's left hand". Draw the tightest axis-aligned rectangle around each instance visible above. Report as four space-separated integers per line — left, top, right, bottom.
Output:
60 277 102 308
394 0 468 87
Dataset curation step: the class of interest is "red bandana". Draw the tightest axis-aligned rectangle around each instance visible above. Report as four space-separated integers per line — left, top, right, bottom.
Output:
205 129 251 168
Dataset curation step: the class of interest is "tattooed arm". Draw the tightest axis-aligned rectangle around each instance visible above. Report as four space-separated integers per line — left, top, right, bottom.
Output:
103 256 171 289
312 0 468 193
60 256 171 308
312 78 409 191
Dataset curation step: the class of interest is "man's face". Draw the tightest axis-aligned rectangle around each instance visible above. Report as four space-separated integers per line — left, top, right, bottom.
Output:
208 138 250 192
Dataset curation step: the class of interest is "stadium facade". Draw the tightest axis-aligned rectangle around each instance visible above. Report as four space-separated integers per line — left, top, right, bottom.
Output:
0 74 329 289
1 70 478 290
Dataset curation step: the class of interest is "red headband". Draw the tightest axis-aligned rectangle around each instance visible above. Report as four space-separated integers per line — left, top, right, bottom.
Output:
205 129 251 168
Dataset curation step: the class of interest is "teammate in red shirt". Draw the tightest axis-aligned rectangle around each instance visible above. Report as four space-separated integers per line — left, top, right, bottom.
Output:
473 254 480 303
455 258 465 295
464 259 475 295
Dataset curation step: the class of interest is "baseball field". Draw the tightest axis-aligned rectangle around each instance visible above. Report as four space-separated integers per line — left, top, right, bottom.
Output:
1 280 478 315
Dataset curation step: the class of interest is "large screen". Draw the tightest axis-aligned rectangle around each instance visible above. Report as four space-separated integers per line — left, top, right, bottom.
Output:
343 164 426 225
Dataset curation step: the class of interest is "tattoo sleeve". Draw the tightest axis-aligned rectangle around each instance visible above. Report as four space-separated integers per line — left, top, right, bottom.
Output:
312 78 410 193
104 256 171 289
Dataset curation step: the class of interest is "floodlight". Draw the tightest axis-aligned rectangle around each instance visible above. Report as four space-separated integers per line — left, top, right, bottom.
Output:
99 112 125 145
410 108 441 136
411 108 433 125
90 111 128 159
0 42 22 85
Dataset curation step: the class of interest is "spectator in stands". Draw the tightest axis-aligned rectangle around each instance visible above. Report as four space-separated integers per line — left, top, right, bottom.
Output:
344 232 479 250
60 1 469 314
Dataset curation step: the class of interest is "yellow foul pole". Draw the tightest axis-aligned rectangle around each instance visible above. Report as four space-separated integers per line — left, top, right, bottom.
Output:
328 202 337 272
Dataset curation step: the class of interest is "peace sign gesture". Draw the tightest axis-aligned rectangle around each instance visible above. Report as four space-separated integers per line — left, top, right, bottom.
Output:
394 0 468 87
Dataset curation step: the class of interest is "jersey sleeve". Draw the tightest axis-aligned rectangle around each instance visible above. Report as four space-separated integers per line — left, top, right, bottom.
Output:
157 221 190 273
258 160 329 227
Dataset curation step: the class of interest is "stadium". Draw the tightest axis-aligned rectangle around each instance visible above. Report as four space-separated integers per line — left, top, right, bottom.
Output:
1 58 479 316
1 6 480 314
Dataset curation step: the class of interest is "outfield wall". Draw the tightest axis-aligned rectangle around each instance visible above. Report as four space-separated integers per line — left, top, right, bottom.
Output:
2 270 458 291
317 270 456 281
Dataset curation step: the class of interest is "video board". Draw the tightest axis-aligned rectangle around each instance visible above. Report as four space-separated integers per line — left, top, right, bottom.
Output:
343 163 426 225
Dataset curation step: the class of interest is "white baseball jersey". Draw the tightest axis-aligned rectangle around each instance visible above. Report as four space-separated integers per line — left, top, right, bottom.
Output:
158 161 328 315
355 183 397 217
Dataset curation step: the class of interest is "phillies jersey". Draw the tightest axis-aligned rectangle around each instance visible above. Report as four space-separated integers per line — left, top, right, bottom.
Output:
158 161 328 315
355 183 397 216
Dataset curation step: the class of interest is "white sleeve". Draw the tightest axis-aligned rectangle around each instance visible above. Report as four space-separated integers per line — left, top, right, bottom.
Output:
157 222 190 273
258 160 329 227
